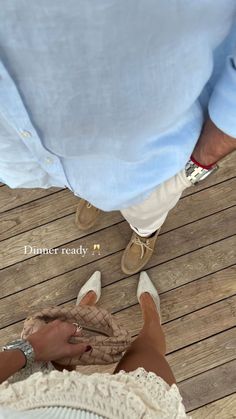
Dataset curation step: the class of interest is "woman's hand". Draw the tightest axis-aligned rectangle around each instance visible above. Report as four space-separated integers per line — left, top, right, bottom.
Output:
0 321 91 383
27 320 91 362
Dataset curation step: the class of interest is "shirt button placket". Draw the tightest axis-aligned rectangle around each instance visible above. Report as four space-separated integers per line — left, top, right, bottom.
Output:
44 157 54 165
20 130 32 138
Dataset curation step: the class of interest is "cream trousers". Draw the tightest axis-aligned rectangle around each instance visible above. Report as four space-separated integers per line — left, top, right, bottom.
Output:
121 168 192 237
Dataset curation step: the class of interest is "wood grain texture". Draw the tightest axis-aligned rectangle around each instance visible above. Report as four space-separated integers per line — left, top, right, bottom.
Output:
179 360 236 412
167 177 236 232
168 328 236 382
0 293 235 355
114 295 236 350
0 202 235 285
0 210 122 269
0 186 62 214
0 175 235 242
0 234 235 301
190 394 236 419
1 262 235 329
0 174 235 268
0 189 79 240
98 265 236 317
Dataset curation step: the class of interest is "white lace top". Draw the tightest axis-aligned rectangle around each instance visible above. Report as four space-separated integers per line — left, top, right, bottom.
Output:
0 368 189 418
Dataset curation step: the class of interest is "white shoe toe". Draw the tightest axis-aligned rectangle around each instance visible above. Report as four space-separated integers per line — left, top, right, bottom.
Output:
137 271 161 317
76 271 101 305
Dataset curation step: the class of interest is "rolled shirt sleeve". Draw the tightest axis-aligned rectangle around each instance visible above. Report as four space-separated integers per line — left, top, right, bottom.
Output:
208 54 236 139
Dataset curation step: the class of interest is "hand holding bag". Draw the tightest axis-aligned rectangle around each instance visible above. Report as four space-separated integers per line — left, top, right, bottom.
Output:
22 305 131 366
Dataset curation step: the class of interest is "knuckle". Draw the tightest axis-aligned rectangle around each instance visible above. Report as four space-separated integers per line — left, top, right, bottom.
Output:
53 319 61 326
61 321 73 335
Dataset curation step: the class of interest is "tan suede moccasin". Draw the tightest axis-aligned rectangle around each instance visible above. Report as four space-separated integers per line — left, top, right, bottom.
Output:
121 228 160 275
75 199 101 230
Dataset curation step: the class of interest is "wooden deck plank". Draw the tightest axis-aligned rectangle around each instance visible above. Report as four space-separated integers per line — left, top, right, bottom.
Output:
0 210 121 269
1 262 235 329
0 186 61 214
1 229 235 302
0 175 235 243
114 296 236 350
167 177 236 231
179 360 236 412
168 328 236 382
99 266 236 317
0 201 235 278
0 292 235 356
0 189 79 240
190 394 236 419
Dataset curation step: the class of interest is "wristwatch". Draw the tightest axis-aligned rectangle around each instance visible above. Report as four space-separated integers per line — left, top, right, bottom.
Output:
185 155 218 185
2 339 35 369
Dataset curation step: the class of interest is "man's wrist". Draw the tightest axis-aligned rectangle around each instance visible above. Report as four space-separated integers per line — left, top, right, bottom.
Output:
190 155 217 170
192 118 236 167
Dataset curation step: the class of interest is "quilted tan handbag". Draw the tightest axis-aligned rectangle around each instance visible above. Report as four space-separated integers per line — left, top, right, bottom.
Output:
21 305 131 366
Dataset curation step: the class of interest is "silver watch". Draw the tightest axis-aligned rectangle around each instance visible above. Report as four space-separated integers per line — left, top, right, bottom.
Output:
2 339 35 369
185 158 218 185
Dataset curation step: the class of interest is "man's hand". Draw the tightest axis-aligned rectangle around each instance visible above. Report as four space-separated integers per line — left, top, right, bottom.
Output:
192 118 236 167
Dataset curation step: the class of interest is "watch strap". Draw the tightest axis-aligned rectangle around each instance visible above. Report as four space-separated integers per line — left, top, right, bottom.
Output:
185 157 218 185
2 339 35 369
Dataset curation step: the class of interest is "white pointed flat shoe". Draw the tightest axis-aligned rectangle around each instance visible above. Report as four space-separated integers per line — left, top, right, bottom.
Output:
76 271 102 305
137 271 161 319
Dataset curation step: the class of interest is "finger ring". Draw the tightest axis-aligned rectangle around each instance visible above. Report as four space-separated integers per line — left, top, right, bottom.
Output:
72 322 82 335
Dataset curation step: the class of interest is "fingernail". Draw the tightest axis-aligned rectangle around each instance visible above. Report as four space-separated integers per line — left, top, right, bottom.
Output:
85 345 92 352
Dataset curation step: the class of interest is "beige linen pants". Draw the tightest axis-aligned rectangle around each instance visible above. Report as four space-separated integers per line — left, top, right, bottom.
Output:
121 168 192 237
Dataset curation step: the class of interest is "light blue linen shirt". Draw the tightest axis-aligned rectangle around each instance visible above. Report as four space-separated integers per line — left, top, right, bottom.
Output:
0 1 236 211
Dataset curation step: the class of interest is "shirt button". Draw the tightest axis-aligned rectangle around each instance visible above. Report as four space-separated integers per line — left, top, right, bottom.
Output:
20 130 32 138
45 157 53 165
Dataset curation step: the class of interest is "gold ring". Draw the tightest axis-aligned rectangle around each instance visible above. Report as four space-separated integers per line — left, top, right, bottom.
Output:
72 322 82 335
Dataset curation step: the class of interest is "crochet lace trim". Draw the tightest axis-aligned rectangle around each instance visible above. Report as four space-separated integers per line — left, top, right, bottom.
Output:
0 368 189 419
